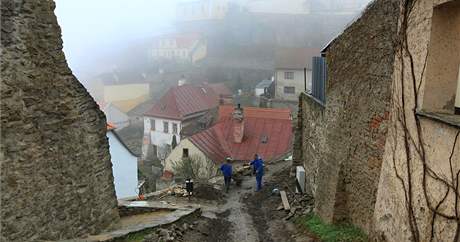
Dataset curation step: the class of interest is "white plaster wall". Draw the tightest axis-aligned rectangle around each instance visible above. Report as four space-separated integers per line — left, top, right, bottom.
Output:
143 117 181 147
275 69 312 101
255 87 265 96
164 139 207 172
107 132 138 199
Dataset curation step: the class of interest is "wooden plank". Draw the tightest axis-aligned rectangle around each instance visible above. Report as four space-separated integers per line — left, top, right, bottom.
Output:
280 191 290 211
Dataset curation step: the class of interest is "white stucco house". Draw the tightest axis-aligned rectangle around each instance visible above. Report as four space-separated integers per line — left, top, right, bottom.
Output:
107 123 139 199
142 83 232 161
150 33 207 64
274 48 320 102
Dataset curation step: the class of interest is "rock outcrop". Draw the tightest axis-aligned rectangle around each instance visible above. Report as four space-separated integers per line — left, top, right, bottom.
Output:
1 0 119 241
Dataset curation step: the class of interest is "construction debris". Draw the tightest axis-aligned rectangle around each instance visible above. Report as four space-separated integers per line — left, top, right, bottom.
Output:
142 222 194 242
280 191 291 211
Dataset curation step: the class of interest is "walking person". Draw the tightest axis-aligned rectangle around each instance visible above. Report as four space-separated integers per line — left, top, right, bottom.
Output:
250 154 264 192
220 157 233 193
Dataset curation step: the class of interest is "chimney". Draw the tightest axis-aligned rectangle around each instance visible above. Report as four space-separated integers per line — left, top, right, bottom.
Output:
232 104 244 143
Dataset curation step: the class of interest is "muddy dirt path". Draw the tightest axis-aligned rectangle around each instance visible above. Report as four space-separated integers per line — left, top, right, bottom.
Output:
201 159 296 242
148 159 311 242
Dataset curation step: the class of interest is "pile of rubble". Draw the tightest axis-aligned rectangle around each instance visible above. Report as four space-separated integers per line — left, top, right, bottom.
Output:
157 185 188 198
278 192 315 221
142 222 197 242
273 167 315 221
150 182 224 201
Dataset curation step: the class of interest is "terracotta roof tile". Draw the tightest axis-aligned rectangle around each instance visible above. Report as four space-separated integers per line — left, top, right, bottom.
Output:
189 106 293 163
144 84 229 120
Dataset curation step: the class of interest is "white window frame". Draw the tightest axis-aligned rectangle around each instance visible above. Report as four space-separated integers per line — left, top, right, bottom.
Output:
284 71 294 80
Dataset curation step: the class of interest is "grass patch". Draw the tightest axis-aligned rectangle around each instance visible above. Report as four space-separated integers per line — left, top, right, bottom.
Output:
113 229 153 242
294 213 367 242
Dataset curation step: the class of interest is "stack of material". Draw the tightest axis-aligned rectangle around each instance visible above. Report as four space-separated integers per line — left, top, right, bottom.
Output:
276 190 315 221
156 185 188 198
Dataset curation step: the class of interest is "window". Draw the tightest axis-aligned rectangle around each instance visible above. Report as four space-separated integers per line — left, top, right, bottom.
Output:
150 119 155 131
284 71 294 80
422 1 460 114
183 148 189 158
163 121 169 133
172 123 178 134
284 86 295 94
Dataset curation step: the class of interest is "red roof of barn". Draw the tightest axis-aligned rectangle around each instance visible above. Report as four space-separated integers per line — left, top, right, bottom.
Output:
144 84 230 120
189 105 293 163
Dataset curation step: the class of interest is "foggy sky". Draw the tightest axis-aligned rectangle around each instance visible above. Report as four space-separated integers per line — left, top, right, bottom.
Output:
55 0 372 83
55 0 183 79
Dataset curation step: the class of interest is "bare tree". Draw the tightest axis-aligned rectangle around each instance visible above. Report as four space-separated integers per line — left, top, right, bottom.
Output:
171 154 218 180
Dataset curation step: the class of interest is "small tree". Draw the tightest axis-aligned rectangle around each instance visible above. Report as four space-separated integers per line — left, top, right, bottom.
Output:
171 155 217 180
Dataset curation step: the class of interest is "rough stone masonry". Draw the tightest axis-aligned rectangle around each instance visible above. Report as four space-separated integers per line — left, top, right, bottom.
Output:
0 0 120 241
294 0 399 234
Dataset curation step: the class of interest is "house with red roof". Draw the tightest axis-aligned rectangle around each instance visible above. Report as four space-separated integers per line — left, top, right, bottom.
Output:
142 83 232 160
163 105 293 178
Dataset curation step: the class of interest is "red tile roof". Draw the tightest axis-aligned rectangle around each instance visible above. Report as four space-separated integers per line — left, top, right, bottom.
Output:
144 84 230 120
189 106 293 163
107 123 116 131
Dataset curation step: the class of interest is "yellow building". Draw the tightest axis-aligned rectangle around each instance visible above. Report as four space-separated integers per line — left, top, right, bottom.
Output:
103 84 150 113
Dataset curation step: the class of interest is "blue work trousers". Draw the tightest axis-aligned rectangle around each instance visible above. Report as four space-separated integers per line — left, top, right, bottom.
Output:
256 174 263 191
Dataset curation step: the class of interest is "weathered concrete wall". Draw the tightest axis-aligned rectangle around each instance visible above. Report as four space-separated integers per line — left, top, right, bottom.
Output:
294 0 399 234
373 1 460 241
1 1 120 241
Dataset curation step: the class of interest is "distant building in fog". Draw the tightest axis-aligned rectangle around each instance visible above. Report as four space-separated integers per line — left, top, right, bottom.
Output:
274 48 319 102
255 79 274 96
243 0 311 15
150 33 207 63
176 0 229 22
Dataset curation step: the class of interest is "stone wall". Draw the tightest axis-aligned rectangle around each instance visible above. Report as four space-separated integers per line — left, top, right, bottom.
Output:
1 1 119 241
373 0 460 241
294 0 399 234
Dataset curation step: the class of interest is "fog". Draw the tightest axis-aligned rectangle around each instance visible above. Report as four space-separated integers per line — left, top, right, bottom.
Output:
55 0 372 100
55 0 181 80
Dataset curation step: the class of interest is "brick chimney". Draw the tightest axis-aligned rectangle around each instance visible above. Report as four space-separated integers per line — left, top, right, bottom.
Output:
232 104 244 143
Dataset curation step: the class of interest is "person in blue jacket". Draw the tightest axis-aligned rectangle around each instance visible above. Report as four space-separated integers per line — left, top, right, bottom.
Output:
220 157 233 193
250 154 264 191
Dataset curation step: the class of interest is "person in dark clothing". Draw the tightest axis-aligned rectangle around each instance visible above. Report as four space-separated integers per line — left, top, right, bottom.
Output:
250 154 264 191
220 157 233 193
